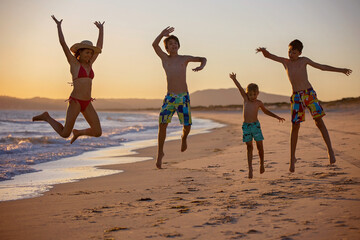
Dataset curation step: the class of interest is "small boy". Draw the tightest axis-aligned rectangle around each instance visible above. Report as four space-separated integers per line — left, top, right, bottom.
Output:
152 26 207 169
256 39 352 172
229 72 285 179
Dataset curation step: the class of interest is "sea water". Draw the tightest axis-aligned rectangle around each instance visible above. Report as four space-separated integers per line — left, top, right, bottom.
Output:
0 110 224 201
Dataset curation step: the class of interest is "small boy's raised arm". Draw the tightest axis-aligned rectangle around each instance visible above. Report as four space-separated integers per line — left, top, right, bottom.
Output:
152 26 174 59
305 58 352 76
259 103 285 122
229 72 248 100
256 47 286 64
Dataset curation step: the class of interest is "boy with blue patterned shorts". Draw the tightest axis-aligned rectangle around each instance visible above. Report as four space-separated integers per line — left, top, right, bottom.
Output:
229 73 285 179
153 26 207 169
257 40 352 172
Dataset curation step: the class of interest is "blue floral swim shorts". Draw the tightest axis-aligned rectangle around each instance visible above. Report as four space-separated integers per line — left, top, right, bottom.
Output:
159 92 192 126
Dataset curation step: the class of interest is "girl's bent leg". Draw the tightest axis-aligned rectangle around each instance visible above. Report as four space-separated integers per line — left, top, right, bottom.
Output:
32 101 80 138
71 103 101 144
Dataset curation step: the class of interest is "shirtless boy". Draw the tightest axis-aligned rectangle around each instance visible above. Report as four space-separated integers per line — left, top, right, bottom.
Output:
229 73 285 178
256 39 352 172
152 26 207 169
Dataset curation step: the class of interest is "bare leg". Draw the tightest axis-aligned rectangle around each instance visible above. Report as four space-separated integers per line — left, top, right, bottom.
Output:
256 141 265 174
32 101 80 138
181 125 191 152
246 141 253 179
70 103 102 144
156 123 168 169
315 118 335 164
290 123 300 172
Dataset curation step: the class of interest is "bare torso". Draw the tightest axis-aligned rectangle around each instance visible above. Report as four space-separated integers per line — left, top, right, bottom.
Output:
162 55 189 94
243 100 262 123
284 57 312 92
70 64 93 100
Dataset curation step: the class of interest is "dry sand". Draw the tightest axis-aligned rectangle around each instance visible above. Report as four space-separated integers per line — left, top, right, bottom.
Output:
0 109 359 240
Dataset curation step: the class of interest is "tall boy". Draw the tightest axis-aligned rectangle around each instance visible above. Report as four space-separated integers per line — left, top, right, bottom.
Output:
229 73 285 178
152 26 207 169
256 40 352 172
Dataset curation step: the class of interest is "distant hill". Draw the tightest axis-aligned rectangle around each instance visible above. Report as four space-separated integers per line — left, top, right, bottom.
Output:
1 89 357 110
190 88 289 106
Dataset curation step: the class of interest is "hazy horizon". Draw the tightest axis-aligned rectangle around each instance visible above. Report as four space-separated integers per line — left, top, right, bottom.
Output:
0 0 359 101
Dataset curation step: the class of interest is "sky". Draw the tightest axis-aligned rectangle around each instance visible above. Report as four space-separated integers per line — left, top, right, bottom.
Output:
0 0 359 101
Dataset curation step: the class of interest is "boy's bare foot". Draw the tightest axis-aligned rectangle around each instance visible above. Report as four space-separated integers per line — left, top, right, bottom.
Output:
181 135 187 152
248 168 253 179
156 152 164 169
70 129 80 144
32 112 49 121
289 157 297 172
329 150 336 164
260 164 265 174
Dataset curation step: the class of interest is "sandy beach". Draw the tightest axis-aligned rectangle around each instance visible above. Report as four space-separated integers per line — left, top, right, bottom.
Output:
0 109 359 240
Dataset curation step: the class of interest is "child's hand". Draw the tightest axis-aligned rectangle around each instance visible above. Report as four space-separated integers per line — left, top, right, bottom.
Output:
278 117 285 123
94 21 105 30
51 15 62 25
229 72 237 81
161 26 174 37
192 66 204 72
255 47 267 54
342 68 352 76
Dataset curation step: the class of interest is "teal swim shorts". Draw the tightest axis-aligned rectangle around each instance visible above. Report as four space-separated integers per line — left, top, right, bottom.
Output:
242 121 264 142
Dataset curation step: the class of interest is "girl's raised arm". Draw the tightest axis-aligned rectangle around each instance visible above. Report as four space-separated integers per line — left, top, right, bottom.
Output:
90 21 104 64
51 15 76 64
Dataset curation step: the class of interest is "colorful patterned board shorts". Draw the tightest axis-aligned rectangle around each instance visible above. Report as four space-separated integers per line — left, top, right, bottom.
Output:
242 121 264 142
159 92 192 126
291 88 325 124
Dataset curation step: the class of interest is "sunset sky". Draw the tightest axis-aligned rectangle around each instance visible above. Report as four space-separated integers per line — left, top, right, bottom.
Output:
0 0 359 101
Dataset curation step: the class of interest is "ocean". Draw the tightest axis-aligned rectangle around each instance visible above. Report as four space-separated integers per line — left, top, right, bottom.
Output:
0 110 224 201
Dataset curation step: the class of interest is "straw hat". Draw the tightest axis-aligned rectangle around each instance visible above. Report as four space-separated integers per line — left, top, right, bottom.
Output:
70 40 101 54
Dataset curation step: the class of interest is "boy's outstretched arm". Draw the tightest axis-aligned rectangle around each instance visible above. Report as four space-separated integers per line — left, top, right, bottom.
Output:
305 58 352 76
152 26 174 59
259 103 285 122
229 72 248 100
256 47 286 64
186 56 207 72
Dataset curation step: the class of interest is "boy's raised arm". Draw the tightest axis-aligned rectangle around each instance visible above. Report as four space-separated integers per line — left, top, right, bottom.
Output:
256 47 286 64
229 72 248 100
152 26 174 59
259 103 285 122
305 58 352 76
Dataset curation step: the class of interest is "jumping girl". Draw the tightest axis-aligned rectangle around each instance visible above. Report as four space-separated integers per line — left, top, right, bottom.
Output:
33 15 104 144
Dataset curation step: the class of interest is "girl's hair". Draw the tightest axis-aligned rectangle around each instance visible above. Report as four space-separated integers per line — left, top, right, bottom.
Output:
74 48 94 60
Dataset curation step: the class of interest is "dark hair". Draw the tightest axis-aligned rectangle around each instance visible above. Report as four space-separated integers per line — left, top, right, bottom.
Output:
74 48 94 60
289 39 303 52
247 83 259 93
163 35 180 51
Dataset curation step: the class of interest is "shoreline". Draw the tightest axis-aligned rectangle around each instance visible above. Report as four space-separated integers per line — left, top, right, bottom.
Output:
0 114 224 202
0 110 359 239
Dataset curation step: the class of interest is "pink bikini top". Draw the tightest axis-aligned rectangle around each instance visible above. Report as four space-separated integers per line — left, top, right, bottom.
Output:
76 65 94 79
